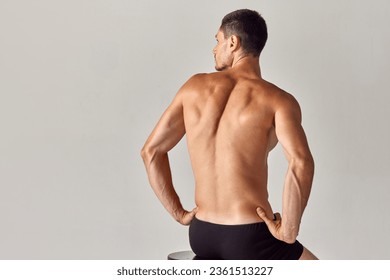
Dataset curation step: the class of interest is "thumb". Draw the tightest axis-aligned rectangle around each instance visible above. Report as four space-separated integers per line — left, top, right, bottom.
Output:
256 207 274 226
181 207 198 225
189 206 198 216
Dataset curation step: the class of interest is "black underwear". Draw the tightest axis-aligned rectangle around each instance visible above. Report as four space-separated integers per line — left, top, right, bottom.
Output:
189 216 303 260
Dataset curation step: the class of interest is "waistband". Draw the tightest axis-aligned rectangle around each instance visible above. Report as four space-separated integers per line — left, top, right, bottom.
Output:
192 216 268 230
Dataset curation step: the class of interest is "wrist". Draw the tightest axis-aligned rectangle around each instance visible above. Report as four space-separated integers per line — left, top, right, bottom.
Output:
172 207 186 223
282 227 299 244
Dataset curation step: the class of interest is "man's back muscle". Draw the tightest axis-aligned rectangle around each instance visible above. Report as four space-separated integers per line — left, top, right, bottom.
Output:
182 71 282 224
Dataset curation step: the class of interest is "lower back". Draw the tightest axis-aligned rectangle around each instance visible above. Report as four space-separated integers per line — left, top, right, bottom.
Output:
194 175 273 224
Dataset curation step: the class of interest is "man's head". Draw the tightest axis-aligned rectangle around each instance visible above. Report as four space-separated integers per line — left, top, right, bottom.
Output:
213 9 268 71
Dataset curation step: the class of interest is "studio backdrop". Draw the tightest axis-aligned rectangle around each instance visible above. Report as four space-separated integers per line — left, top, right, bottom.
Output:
0 0 389 259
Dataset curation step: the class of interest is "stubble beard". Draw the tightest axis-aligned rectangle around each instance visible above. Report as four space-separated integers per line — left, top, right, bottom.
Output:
214 53 231 71
214 59 228 72
215 65 223 71
215 64 229 72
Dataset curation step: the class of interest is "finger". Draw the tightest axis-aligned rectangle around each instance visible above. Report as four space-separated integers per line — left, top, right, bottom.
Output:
257 208 285 241
256 207 274 226
181 213 191 225
191 207 198 215
181 208 197 225
187 207 197 219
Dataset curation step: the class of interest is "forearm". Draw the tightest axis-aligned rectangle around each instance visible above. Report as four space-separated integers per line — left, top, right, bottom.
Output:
141 149 185 222
281 157 314 243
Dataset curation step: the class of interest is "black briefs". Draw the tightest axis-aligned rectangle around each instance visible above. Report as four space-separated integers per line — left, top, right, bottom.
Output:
189 216 303 260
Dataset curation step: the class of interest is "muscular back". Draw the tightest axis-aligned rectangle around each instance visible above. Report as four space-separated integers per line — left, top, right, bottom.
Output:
182 71 284 224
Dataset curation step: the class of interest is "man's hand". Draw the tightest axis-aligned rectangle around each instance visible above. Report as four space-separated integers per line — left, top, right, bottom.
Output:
256 207 296 244
177 207 198 225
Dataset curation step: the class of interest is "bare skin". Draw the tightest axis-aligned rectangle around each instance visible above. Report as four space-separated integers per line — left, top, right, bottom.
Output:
141 29 317 259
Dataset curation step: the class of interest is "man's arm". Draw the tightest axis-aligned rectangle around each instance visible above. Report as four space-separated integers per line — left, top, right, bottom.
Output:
141 81 197 225
258 93 314 243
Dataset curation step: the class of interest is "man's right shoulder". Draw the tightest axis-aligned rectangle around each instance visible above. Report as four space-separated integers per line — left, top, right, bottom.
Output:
181 72 222 93
187 72 219 84
194 71 230 84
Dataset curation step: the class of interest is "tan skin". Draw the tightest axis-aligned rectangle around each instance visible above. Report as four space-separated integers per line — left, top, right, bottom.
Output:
141 29 317 259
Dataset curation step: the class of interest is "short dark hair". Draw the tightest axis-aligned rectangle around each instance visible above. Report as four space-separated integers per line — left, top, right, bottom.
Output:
220 9 268 57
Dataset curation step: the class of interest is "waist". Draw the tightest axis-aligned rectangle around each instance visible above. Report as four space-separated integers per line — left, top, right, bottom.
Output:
195 204 273 225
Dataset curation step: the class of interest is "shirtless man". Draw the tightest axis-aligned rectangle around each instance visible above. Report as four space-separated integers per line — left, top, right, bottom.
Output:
141 9 317 260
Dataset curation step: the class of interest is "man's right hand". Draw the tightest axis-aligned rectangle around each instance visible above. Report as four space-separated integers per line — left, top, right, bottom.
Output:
256 207 296 244
178 207 198 226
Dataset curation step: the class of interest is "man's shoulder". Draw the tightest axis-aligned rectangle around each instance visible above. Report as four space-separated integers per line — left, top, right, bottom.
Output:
259 80 298 103
263 82 302 118
180 72 230 93
248 79 301 117
188 72 229 84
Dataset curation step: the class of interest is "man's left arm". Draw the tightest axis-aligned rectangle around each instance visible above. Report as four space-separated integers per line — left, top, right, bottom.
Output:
257 93 314 243
141 82 197 225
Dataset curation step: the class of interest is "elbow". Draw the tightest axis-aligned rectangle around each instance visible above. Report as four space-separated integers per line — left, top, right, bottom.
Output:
292 154 314 176
140 145 153 162
140 145 147 160
140 144 159 166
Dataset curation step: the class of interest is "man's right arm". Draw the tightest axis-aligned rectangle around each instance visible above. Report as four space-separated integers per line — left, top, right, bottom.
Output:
140 76 199 225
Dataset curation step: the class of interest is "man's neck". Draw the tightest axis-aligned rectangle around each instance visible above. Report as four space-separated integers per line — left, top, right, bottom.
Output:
231 55 262 77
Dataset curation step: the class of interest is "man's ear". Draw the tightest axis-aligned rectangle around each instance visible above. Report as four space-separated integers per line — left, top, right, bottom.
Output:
229 35 241 52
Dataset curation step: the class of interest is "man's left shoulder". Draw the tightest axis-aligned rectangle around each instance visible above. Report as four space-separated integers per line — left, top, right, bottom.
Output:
258 80 296 101
260 81 301 113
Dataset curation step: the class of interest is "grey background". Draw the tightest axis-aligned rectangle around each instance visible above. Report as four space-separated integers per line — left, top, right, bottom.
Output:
1 0 389 259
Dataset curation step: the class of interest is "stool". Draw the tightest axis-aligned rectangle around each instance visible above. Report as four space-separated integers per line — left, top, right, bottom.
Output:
167 250 196 260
